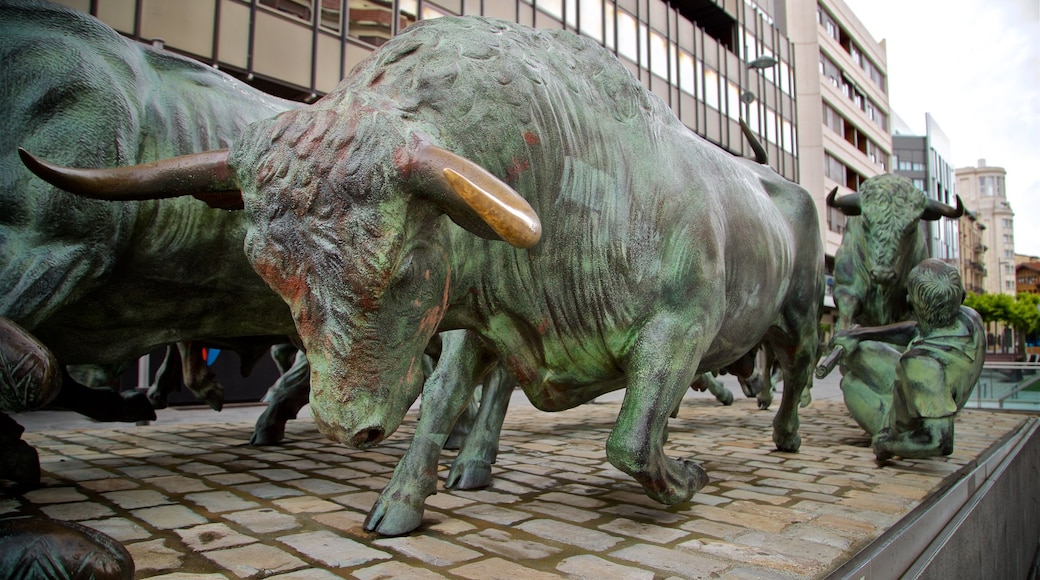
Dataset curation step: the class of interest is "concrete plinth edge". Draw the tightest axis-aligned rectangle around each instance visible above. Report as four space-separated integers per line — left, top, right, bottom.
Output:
828 417 1040 579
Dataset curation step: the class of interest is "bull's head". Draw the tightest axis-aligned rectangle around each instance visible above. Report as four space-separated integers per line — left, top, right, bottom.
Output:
19 105 541 449
827 174 962 285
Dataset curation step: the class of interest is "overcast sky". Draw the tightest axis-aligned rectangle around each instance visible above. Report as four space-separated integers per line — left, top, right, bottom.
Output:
841 0 1040 255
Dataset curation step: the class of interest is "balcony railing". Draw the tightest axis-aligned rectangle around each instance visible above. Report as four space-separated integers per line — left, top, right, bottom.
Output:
966 361 1040 411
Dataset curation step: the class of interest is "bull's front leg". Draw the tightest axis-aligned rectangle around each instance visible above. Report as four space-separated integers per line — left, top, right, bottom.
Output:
445 364 515 490
366 330 494 536
607 317 709 505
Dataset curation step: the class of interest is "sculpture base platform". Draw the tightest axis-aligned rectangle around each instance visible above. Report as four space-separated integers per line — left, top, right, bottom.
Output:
3 397 1036 578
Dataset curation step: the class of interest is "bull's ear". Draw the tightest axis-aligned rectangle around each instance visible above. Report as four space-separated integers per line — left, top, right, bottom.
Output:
410 144 541 248
18 148 244 210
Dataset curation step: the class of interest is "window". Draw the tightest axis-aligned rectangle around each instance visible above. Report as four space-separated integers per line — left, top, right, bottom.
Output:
818 5 839 41
726 81 741 121
678 51 696 95
979 175 1004 197
579 0 603 41
819 53 840 87
824 153 846 183
822 102 844 136
345 0 418 45
704 67 720 110
616 10 639 63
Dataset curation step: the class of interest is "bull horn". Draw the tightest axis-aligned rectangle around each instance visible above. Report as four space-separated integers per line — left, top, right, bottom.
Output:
922 195 964 221
825 187 861 216
413 145 541 249
18 148 244 210
739 119 768 165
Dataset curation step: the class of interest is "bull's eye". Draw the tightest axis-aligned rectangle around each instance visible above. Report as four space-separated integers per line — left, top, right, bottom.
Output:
389 252 418 288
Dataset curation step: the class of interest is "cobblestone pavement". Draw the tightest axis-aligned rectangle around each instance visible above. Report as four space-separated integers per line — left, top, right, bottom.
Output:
1 394 1030 579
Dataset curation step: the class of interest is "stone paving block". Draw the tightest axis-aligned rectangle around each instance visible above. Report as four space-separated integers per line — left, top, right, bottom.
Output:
176 522 257 551
374 534 483 566
266 569 345 580
22 487 87 504
603 502 688 524
612 542 729 576
458 528 562 560
79 478 139 492
148 573 229 580
517 519 624 551
133 504 210 529
451 556 565 580
735 531 845 567
283 477 357 495
331 490 381 511
201 542 307 578
177 462 226 476
79 516 152 541
54 467 113 481
424 511 479 535
722 489 793 505
40 501 114 521
147 478 212 494
206 472 260 486
312 510 368 535
279 530 390 568
523 500 602 523
119 465 176 479
127 538 184 573
222 508 301 533
680 517 747 539
102 489 171 509
455 503 532 526
598 516 690 544
272 495 343 513
238 482 306 499
185 490 260 513
537 491 608 509
421 492 476 511
0 499 22 515
354 561 449 580
451 488 522 505
557 554 656 580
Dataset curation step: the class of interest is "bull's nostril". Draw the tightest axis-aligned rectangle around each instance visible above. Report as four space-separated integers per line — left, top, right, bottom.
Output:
353 427 384 447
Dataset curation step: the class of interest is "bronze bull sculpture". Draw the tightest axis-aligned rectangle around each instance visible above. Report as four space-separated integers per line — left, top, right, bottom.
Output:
24 16 825 535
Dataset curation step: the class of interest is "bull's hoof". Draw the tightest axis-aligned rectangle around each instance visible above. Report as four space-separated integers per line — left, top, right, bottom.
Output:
249 421 286 446
757 390 773 410
715 389 734 406
773 430 801 452
145 387 169 410
799 389 812 408
118 391 156 422
365 498 425 537
642 459 709 505
0 441 42 487
446 459 493 490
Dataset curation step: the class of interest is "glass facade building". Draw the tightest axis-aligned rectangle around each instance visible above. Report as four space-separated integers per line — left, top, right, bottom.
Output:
54 0 800 181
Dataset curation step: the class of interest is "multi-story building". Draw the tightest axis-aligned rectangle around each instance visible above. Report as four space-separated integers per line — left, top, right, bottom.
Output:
1016 262 1040 295
956 160 1016 295
959 209 987 295
51 0 800 181
785 0 891 254
891 113 960 263
785 0 891 319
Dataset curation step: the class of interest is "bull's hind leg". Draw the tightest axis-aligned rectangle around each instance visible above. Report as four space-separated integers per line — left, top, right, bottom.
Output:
607 317 710 505
446 364 515 489
767 320 819 452
366 330 494 536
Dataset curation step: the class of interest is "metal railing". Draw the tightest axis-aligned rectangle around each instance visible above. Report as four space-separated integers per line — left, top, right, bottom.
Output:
966 361 1040 411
